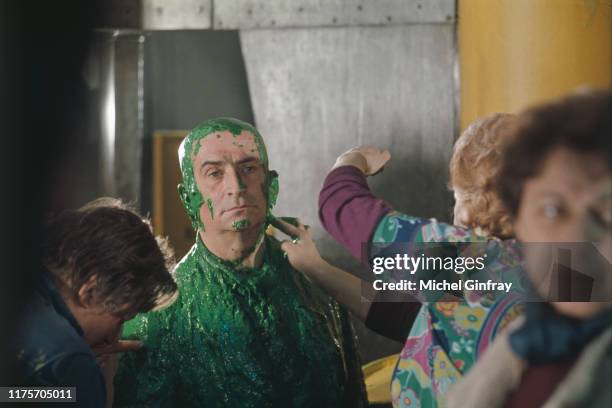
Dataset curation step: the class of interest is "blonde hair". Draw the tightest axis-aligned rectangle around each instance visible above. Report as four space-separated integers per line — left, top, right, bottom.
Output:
450 113 517 239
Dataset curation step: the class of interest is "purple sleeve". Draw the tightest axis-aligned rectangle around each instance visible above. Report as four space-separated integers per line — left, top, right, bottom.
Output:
318 165 392 260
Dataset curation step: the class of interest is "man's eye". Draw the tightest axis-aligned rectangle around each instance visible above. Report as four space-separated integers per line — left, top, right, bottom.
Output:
241 165 256 174
208 170 222 178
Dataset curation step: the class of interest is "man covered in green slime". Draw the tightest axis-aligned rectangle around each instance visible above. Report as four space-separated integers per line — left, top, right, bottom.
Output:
113 118 365 407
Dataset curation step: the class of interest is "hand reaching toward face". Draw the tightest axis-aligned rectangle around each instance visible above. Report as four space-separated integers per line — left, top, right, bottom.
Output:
271 217 327 276
332 145 391 176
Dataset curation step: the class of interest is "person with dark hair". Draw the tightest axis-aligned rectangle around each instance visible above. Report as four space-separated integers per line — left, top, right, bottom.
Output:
447 90 612 407
16 197 178 408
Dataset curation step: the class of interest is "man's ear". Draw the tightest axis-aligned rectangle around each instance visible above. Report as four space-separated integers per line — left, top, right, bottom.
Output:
267 170 279 210
77 274 98 309
178 183 190 208
178 183 203 231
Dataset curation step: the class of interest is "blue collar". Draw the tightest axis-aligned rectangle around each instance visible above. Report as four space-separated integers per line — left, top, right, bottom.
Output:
509 302 612 364
36 271 85 338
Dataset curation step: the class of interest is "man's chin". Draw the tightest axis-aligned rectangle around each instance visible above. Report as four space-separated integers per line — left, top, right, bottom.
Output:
231 218 252 231
222 215 265 232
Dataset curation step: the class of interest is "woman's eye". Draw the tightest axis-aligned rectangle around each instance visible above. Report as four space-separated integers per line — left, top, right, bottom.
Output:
591 207 612 229
208 170 222 178
542 204 562 219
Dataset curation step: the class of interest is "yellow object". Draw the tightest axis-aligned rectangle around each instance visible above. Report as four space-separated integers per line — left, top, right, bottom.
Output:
459 0 612 131
153 131 193 259
362 353 400 404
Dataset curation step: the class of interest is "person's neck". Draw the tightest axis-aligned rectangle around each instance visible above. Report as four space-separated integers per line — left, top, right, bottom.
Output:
551 302 608 320
199 224 266 268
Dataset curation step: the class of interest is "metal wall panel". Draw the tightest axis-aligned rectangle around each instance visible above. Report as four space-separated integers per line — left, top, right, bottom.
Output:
142 0 212 30
241 24 456 362
98 32 146 203
241 24 456 239
216 0 455 29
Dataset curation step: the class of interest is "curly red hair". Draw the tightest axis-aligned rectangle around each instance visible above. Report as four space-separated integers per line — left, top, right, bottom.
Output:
450 113 517 239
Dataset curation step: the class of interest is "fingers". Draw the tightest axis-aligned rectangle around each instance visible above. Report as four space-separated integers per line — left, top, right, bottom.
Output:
280 239 292 254
270 216 303 238
110 340 143 353
93 340 143 356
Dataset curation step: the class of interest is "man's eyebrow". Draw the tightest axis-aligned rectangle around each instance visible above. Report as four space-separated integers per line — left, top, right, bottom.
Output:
236 156 260 165
200 157 259 169
200 160 223 169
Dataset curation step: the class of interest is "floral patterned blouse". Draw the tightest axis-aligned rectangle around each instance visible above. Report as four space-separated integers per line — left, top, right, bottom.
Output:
372 212 525 408
319 166 526 408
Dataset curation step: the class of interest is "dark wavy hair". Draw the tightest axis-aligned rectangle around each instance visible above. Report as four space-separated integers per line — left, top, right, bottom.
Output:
498 89 612 218
42 197 178 315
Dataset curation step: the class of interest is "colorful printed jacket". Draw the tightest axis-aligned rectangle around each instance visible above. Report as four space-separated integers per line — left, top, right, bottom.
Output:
319 166 526 408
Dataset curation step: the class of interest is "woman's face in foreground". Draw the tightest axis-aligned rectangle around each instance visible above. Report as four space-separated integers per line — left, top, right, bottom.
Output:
514 147 611 317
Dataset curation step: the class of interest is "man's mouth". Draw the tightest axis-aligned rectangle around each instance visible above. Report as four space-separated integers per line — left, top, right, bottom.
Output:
222 205 254 214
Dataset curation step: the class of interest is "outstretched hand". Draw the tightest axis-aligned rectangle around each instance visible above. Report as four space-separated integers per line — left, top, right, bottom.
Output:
271 217 327 276
332 145 391 176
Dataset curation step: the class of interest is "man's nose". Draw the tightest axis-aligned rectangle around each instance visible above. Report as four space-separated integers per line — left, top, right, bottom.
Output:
224 167 245 195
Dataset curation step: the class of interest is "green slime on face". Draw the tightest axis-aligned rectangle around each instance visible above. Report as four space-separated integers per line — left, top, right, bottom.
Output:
206 197 214 220
231 218 251 231
177 117 278 231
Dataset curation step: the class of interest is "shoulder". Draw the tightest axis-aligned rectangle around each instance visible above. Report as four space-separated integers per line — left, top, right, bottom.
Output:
373 211 497 245
17 297 93 381
57 354 106 407
264 235 293 270
25 351 105 406
372 211 426 243
172 243 199 279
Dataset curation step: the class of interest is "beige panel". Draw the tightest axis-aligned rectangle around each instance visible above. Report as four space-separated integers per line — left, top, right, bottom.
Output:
459 0 612 130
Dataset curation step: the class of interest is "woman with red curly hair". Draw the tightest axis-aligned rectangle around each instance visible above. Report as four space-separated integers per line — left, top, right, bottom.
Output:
274 112 525 408
450 113 516 239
